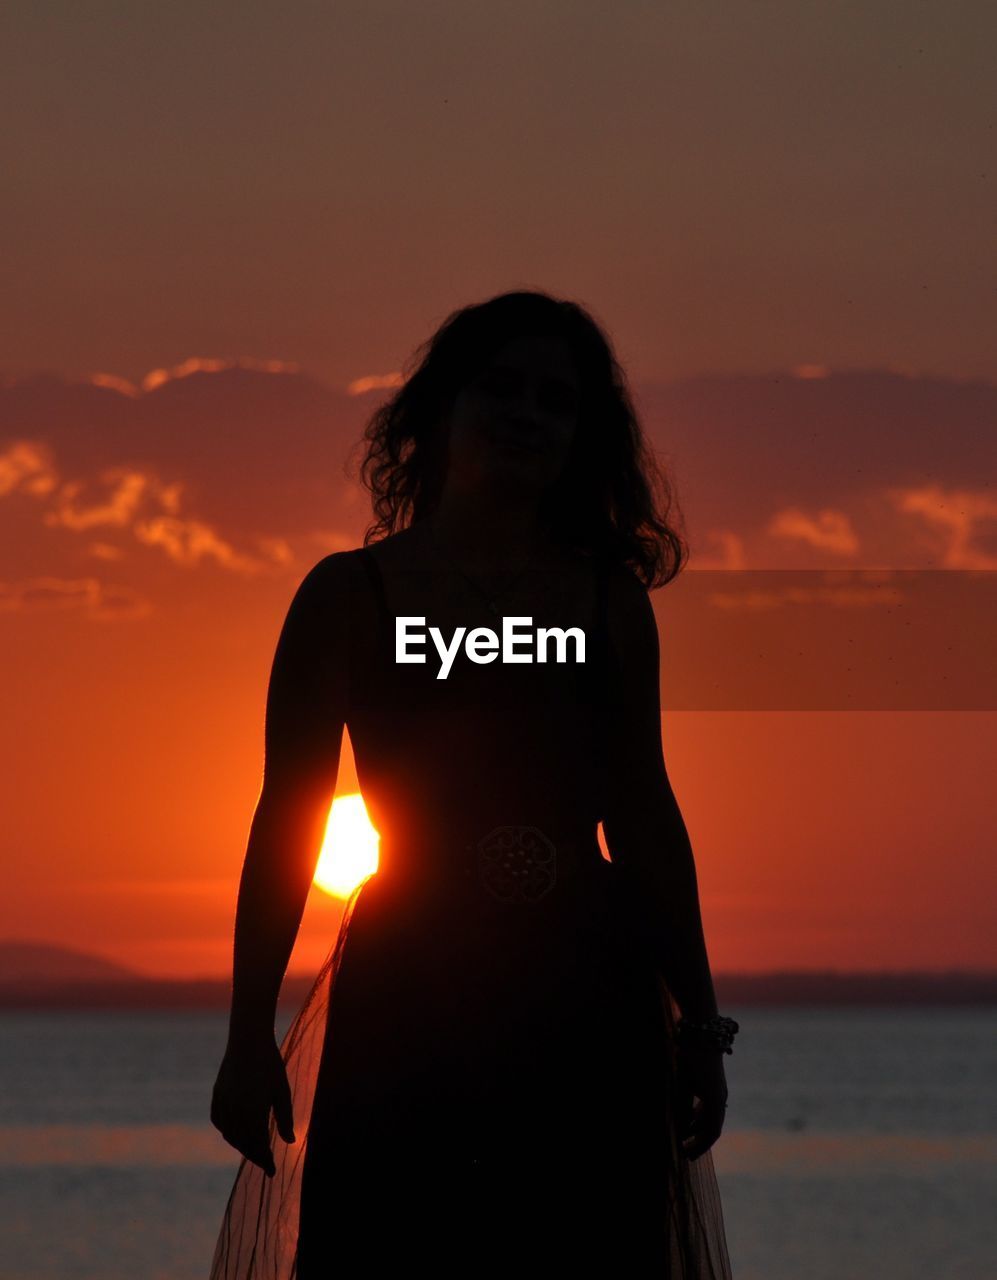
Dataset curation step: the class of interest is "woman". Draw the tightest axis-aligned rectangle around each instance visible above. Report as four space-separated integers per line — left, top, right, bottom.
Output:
209 290 736 1276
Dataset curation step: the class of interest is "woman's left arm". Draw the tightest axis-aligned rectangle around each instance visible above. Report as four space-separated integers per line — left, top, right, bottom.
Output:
600 565 720 1023
601 565 730 1158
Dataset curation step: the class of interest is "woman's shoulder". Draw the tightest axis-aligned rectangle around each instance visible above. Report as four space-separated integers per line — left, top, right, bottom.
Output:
299 532 413 579
352 526 430 576
292 546 367 591
596 557 658 662
279 547 383 631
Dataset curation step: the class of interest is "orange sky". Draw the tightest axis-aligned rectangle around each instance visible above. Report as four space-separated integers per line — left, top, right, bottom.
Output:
2 365 994 978
2 2 995 978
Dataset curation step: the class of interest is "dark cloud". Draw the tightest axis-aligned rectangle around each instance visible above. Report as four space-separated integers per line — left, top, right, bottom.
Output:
639 368 996 568
2 364 995 588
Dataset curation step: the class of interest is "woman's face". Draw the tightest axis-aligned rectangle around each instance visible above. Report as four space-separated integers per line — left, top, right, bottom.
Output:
439 333 581 499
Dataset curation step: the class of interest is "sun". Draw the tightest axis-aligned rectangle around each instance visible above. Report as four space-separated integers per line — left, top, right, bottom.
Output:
313 793 380 898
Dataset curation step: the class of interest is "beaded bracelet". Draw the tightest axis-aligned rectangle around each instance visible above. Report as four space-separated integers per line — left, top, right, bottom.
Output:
675 1013 740 1054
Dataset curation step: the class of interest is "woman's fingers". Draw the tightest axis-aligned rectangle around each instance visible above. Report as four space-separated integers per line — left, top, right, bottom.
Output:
213 1098 278 1176
210 1040 292 1177
681 1094 726 1161
223 1124 275 1176
673 1040 729 1161
232 1120 277 1177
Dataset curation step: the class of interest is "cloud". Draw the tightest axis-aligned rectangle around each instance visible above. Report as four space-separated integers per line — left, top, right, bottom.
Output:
254 535 295 566
2 364 366 590
638 370 996 567
0 576 152 620
0 441 59 498
140 356 300 393
89 373 140 398
767 507 860 555
4 439 293 578
88 542 125 561
42 467 163 531
888 484 997 570
346 371 405 396
131 514 289 572
690 529 747 569
4 363 996 592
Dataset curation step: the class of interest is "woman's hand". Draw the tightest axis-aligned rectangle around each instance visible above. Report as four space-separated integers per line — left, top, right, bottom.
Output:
674 1040 729 1161
210 1033 296 1177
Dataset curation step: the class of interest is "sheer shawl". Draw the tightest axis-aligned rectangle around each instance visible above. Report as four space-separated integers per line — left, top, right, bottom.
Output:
208 882 363 1280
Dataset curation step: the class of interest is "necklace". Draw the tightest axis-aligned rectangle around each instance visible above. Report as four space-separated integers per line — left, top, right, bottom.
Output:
426 517 540 619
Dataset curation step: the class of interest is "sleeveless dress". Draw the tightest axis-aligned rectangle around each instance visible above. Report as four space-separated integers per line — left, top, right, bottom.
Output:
209 545 733 1278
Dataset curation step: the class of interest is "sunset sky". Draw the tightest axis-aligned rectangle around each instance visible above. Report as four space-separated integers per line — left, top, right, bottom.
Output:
2 2 994 979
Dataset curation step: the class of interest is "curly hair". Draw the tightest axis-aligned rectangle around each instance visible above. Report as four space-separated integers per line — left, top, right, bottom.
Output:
350 289 687 589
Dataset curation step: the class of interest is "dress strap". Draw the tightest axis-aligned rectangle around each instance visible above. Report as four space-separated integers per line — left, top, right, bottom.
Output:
355 546 395 666
357 546 391 628
345 548 392 717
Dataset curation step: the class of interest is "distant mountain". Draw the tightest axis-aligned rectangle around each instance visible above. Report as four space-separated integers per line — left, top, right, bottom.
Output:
715 969 997 1007
0 940 146 985
1 941 995 1010
0 939 313 1010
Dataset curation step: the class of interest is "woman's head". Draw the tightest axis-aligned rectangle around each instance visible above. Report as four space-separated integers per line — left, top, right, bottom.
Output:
354 289 687 588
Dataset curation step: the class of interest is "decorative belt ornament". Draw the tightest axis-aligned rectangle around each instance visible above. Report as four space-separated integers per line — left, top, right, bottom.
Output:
474 824 558 904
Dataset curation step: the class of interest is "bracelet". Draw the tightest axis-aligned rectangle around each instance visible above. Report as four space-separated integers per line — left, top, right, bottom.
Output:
675 1013 740 1055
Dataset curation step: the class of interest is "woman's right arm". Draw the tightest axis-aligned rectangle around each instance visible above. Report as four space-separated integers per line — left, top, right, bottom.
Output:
210 552 355 1174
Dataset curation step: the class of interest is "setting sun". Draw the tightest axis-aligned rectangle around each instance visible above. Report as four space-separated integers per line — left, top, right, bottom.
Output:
313 793 380 898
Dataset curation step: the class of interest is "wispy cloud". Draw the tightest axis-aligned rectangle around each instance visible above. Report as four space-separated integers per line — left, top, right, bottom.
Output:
88 372 141 397
767 507 860 555
132 514 290 572
0 441 59 497
140 356 300 393
0 576 152 620
255 535 295 566
80 359 301 398
690 529 747 569
889 484 997 569
3 441 295 578
42 467 175 531
88 541 125 561
346 370 404 396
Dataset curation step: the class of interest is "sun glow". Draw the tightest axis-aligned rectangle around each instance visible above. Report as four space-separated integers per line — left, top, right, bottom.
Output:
313 793 380 898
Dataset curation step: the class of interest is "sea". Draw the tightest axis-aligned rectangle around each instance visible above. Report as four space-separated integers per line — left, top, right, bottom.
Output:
0 1007 994 1279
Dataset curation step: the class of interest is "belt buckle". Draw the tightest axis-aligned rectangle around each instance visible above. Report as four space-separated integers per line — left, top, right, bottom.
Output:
474 824 557 904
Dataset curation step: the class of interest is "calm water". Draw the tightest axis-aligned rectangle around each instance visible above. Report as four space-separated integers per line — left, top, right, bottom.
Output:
0 1007 994 1278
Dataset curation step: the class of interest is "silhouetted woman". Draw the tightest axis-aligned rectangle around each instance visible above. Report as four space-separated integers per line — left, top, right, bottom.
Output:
209 290 736 1276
